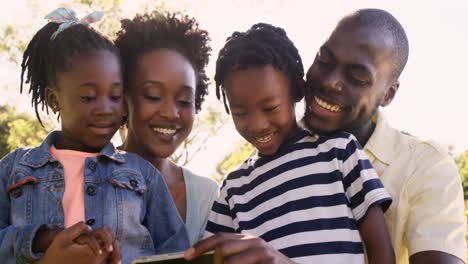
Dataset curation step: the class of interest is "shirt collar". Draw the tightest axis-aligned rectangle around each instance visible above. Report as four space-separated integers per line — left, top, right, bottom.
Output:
364 111 400 165
20 130 125 168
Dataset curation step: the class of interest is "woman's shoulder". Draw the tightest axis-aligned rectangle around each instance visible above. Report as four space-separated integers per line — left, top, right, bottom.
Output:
182 168 219 203
182 168 219 191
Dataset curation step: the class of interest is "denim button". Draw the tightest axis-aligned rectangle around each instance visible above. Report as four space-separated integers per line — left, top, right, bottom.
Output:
86 218 95 226
130 179 138 188
10 188 22 198
86 185 96 196
88 161 96 171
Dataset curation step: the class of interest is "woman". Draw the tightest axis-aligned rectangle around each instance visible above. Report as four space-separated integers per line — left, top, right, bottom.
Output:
114 11 218 245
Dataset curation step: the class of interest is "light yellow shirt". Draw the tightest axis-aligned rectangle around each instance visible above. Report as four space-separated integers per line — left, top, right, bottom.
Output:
365 112 467 264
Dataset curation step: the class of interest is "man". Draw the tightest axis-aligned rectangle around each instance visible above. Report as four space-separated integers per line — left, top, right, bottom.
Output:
186 8 466 264
303 8 466 264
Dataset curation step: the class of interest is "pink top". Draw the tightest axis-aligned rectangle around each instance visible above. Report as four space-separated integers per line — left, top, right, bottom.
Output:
50 145 98 228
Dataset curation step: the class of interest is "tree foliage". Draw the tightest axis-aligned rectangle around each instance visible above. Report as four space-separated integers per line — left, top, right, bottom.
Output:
0 105 49 158
214 142 255 182
171 106 228 166
455 150 468 200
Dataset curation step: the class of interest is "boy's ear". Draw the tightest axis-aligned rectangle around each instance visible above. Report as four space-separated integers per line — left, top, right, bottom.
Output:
45 86 60 113
294 79 305 103
380 80 399 107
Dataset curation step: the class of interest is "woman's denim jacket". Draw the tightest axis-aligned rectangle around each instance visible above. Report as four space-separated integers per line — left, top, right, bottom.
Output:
0 131 189 263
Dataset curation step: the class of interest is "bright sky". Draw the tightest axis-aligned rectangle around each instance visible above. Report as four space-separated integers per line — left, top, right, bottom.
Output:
1 0 468 177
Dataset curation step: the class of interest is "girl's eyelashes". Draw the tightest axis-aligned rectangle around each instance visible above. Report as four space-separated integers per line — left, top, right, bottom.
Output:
110 95 122 101
80 95 96 102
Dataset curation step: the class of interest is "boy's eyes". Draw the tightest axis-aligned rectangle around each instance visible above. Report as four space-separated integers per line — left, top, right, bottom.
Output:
231 111 247 117
231 105 278 117
263 105 279 112
178 100 193 107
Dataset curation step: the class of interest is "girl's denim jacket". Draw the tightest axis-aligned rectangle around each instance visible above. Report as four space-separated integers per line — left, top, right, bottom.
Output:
0 131 189 263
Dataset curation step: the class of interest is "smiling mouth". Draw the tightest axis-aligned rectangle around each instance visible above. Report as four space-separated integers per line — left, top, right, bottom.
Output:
152 127 177 135
313 96 343 113
89 125 115 135
253 133 275 144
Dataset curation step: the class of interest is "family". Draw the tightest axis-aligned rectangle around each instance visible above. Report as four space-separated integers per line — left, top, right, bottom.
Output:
0 6 465 264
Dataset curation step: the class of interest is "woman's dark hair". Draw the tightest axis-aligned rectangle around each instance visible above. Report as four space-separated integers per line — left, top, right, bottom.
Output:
114 11 211 113
215 23 304 113
20 22 118 125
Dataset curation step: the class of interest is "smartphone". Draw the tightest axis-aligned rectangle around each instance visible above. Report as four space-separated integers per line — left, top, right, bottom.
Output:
132 251 214 264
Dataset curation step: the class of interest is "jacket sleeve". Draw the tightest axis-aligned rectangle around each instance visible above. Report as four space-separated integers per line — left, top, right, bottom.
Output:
0 149 44 263
143 163 190 254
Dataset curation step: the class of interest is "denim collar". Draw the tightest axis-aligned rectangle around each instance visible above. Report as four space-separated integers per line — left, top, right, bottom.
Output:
19 130 125 168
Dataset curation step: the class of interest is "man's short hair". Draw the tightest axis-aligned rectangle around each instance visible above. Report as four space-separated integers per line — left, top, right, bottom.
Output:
339 9 409 80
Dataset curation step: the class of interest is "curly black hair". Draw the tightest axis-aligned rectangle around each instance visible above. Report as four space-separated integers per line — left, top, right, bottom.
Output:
114 11 211 113
215 23 304 114
20 22 118 126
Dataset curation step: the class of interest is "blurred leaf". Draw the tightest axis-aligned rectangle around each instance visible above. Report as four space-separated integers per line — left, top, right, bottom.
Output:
214 142 254 182
0 105 49 158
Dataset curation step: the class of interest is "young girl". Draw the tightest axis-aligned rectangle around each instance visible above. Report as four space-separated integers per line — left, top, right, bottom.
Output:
186 23 395 264
114 11 219 245
0 8 188 264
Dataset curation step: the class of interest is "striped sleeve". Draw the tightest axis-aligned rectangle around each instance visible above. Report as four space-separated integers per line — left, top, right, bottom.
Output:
339 134 392 224
204 180 236 238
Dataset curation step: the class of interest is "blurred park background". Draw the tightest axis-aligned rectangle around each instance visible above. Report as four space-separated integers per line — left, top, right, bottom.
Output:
0 0 467 252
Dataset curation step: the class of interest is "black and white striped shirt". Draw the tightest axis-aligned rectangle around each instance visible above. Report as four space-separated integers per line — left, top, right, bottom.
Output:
205 129 391 263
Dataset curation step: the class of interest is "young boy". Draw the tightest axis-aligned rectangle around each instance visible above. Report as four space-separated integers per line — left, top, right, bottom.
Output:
186 23 395 264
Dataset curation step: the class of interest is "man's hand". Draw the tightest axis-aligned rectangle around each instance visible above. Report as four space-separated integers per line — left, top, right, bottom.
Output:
410 251 465 264
185 233 295 264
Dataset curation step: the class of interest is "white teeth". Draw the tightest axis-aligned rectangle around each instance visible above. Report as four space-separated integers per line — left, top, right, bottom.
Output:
314 96 342 112
255 134 273 143
152 127 176 135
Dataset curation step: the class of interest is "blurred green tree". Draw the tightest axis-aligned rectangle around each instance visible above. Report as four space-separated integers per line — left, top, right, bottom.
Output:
0 105 49 158
214 141 254 182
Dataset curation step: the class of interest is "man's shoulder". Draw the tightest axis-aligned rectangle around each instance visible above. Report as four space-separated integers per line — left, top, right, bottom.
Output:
372 112 452 163
394 129 452 163
379 127 458 185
